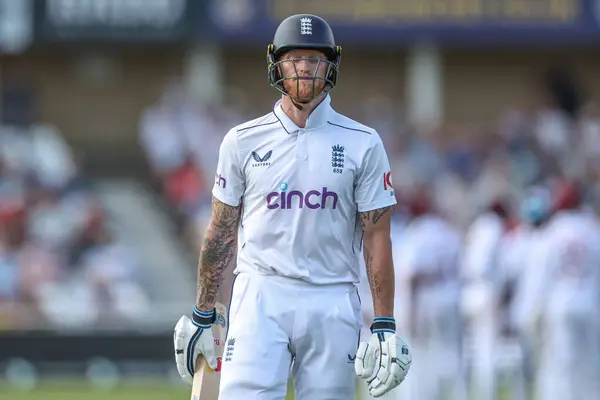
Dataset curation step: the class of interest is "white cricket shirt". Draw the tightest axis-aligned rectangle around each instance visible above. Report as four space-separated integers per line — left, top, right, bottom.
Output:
212 95 397 285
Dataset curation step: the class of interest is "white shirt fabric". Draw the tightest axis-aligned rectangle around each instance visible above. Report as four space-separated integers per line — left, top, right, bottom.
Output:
460 212 506 321
496 224 542 332
534 210 600 323
399 215 462 323
461 213 505 283
508 225 549 332
179 105 223 182
212 95 397 285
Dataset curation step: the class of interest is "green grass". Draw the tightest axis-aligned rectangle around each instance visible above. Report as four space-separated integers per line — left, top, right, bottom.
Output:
0 383 189 400
0 381 297 400
0 380 517 400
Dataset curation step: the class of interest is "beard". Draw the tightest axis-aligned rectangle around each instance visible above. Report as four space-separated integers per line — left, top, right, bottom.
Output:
283 77 325 100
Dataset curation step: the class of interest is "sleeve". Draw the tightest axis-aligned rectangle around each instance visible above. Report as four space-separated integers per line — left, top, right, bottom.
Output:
211 129 245 206
354 133 397 212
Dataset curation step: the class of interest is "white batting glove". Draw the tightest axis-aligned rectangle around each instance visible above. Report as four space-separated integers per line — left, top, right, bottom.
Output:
173 307 218 385
355 317 412 398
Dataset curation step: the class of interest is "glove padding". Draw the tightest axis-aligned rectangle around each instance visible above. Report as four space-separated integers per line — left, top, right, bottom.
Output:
355 332 412 397
173 311 217 385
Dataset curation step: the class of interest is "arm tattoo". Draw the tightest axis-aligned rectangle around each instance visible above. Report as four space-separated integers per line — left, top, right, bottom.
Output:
360 206 393 313
196 197 241 311
360 206 392 226
363 245 380 299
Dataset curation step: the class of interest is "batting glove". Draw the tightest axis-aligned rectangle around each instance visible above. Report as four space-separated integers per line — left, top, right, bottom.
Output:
173 306 218 385
355 316 412 398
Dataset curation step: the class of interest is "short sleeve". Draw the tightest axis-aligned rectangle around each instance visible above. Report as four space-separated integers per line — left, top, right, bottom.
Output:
354 133 397 212
212 129 245 206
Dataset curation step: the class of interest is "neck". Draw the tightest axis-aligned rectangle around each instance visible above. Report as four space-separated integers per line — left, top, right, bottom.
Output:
280 95 325 128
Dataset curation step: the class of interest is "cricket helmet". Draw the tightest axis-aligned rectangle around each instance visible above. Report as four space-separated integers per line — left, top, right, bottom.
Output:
520 186 552 226
266 14 342 101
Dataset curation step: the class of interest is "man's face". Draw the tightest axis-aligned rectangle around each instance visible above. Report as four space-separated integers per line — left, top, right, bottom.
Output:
278 49 329 101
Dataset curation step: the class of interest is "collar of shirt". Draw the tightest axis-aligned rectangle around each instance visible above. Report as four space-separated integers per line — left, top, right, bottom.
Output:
272 95 332 134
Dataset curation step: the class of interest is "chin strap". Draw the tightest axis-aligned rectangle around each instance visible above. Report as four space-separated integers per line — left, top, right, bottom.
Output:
291 98 304 111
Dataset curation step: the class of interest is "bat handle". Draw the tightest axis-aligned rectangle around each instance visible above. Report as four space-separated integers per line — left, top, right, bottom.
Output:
195 355 207 373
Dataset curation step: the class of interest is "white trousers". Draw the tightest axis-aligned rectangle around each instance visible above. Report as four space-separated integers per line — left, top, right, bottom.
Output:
412 292 466 400
218 272 362 400
536 313 600 400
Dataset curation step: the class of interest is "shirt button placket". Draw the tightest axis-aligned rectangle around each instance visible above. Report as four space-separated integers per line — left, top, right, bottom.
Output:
296 129 308 160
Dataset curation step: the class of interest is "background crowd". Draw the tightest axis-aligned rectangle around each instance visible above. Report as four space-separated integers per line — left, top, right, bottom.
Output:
2 59 599 398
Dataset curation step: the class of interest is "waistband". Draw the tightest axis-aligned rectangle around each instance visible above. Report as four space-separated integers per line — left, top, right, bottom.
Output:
236 270 356 292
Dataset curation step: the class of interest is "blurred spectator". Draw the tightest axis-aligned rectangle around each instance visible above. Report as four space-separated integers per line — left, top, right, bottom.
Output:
37 210 148 330
139 84 191 182
0 80 145 331
78 212 148 323
139 82 249 253
138 83 207 249
578 101 600 174
0 207 26 303
534 100 572 162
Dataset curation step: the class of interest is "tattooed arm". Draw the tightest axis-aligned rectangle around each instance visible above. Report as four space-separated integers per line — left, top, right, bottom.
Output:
360 206 395 317
195 197 241 312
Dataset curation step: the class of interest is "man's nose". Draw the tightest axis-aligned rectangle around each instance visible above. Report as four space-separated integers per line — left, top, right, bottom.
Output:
294 59 315 74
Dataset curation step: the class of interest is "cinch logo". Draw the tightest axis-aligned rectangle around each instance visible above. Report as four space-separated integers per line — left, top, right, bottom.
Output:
215 173 227 188
266 182 339 209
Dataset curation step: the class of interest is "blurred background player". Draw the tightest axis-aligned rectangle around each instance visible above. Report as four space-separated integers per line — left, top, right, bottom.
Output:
496 186 553 400
358 187 465 400
517 181 600 400
460 199 516 399
401 187 465 400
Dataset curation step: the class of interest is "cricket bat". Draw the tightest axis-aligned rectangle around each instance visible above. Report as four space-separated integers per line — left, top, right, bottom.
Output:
190 301 228 400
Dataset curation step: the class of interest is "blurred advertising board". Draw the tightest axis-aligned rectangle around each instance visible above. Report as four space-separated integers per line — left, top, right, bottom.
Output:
0 331 175 380
208 0 600 45
33 0 204 43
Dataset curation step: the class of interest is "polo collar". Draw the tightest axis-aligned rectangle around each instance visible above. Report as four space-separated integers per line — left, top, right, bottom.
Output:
273 95 332 134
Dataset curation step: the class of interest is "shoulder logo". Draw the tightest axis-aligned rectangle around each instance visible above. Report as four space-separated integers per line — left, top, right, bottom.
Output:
332 144 345 174
383 171 395 196
300 17 312 35
383 171 393 190
251 150 272 167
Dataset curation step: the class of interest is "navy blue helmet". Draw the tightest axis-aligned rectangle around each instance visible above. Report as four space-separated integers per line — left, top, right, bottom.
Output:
267 14 342 101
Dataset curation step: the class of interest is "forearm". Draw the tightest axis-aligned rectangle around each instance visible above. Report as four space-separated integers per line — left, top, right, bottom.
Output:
196 198 240 311
363 234 395 317
360 206 395 317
